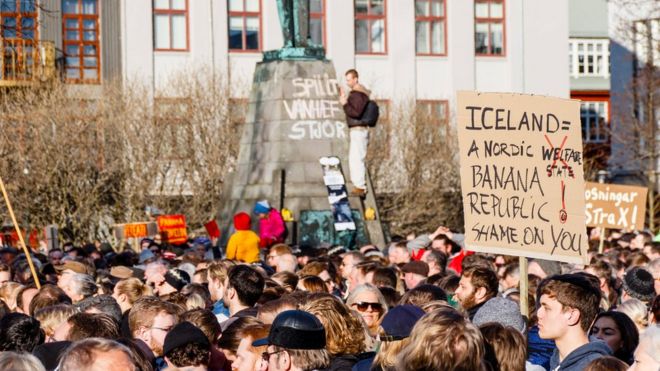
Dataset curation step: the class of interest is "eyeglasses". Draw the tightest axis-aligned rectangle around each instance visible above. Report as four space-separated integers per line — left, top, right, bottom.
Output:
351 301 383 312
261 350 285 362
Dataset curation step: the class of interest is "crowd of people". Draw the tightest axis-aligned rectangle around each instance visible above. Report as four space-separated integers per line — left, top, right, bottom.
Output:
0 205 659 371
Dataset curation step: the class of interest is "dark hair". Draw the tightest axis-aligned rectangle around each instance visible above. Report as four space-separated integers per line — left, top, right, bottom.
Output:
165 342 210 368
0 313 45 352
437 274 460 293
15 284 37 312
462 266 499 300
425 250 448 275
272 271 299 292
345 69 359 78
372 267 398 289
400 284 448 307
651 295 660 325
217 317 262 353
29 284 72 315
228 265 265 307
591 311 639 364
298 275 328 293
462 254 494 271
116 338 155 371
377 286 400 310
181 309 222 344
68 312 120 341
539 274 601 332
76 295 122 322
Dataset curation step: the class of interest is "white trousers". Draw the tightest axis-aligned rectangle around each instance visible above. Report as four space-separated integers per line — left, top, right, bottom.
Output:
349 128 369 189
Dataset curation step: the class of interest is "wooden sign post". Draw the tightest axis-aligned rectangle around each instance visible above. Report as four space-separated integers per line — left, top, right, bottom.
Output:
0 176 41 288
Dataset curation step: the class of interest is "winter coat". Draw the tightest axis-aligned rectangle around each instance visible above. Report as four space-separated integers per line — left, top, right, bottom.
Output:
343 84 371 128
258 209 286 248
226 212 260 263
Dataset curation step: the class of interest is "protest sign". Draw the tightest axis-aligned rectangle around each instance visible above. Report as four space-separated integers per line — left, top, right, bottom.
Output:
585 182 647 230
158 214 188 244
114 222 158 240
457 91 588 264
204 220 221 239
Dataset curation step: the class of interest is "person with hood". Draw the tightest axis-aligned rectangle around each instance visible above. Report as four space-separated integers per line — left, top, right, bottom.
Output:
253 201 286 248
340 68 371 197
226 212 260 263
537 274 611 371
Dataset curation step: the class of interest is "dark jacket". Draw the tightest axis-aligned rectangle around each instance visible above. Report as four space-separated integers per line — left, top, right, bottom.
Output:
325 354 359 371
343 85 370 128
549 340 611 371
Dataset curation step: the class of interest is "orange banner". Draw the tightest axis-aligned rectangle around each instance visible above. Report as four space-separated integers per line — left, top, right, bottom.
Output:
158 215 188 244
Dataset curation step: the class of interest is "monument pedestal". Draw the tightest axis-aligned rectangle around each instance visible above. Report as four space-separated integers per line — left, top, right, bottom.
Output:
219 59 385 249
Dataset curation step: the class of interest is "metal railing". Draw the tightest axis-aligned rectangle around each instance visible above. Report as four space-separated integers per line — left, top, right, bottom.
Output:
0 38 56 86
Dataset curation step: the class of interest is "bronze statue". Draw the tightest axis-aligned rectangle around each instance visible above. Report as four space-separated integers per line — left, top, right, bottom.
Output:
277 0 311 48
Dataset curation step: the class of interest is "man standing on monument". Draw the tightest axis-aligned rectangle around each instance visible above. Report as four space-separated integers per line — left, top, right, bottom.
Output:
340 69 371 197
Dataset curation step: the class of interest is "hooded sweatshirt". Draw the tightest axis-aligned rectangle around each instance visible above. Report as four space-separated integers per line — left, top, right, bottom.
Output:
549 340 611 371
226 212 260 263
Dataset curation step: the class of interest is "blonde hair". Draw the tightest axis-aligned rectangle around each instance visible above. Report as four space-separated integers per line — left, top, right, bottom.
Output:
300 294 366 356
34 304 78 339
616 298 649 331
0 282 23 310
207 261 229 283
185 293 206 310
114 278 152 305
373 335 411 368
397 307 484 371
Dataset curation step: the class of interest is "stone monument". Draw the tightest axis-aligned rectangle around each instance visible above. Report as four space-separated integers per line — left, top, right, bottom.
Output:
219 0 384 249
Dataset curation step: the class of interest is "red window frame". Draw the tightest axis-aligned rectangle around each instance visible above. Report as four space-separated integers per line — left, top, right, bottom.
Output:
153 0 189 51
0 0 38 40
355 0 387 55
228 0 263 52
571 91 610 144
474 0 506 57
310 0 326 48
417 99 449 126
415 0 447 56
62 0 101 84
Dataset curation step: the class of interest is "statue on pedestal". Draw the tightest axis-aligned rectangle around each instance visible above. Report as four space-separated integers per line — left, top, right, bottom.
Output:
265 0 325 61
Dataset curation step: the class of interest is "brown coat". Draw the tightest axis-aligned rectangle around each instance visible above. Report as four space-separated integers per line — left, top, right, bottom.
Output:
343 84 371 128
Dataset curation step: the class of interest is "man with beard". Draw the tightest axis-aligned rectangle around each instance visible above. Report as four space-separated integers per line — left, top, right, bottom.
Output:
129 297 180 370
454 266 498 320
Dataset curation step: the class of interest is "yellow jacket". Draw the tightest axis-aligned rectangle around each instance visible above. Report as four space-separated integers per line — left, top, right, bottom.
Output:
226 230 260 263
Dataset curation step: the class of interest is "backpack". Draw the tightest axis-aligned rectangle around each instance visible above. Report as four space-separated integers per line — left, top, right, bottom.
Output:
360 100 380 127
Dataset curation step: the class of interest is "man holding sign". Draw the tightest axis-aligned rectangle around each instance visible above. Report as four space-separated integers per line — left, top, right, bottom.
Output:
456 92 588 264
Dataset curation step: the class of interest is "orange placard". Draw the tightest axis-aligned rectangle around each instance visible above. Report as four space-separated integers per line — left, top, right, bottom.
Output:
124 223 149 238
158 214 188 244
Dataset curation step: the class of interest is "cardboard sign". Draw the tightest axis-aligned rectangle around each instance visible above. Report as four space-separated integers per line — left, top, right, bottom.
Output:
114 222 158 240
457 91 588 264
585 182 647 230
158 214 188 244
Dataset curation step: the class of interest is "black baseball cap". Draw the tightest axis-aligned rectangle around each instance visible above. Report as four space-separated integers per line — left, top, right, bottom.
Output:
252 310 326 350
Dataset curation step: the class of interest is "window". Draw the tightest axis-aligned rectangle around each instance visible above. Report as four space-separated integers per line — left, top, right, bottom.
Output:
417 100 449 135
355 0 386 54
228 0 261 51
569 39 609 77
474 0 504 56
580 101 608 143
633 19 660 73
1 0 37 39
154 0 188 51
310 0 325 47
62 0 100 83
415 0 446 55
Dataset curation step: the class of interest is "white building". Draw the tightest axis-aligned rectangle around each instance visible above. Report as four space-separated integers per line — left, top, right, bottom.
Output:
2 0 570 123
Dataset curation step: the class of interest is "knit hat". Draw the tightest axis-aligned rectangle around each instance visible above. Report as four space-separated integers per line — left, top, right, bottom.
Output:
234 212 252 231
473 297 526 333
622 266 655 302
139 249 156 264
164 268 191 291
380 305 425 340
532 259 562 277
163 321 210 356
401 261 429 277
254 200 271 215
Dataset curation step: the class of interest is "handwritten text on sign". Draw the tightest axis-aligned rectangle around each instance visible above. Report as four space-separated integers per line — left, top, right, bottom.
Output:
585 182 647 230
157 215 188 245
457 92 588 264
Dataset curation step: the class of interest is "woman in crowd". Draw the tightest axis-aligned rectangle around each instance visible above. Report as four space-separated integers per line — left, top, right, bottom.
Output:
346 284 388 337
616 298 649 333
300 294 367 370
296 275 328 293
589 311 639 364
112 277 153 338
628 326 660 371
33 304 77 343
